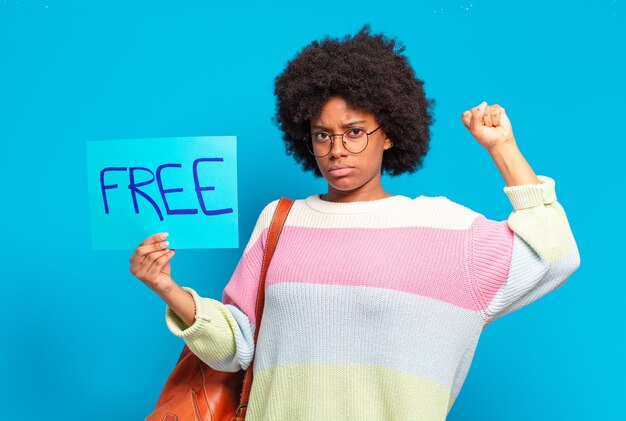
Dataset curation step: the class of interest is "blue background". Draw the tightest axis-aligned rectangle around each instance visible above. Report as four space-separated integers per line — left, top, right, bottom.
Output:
1 1 623 419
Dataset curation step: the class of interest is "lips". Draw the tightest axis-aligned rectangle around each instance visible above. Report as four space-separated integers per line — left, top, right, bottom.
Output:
328 165 354 177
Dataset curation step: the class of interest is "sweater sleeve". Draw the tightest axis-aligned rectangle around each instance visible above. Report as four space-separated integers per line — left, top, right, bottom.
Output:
469 175 581 326
163 199 279 372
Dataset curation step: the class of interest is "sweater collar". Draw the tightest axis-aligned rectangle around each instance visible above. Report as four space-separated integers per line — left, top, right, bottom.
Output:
304 193 411 214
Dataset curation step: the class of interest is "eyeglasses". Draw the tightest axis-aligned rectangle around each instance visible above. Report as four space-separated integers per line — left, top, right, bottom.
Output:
304 125 383 157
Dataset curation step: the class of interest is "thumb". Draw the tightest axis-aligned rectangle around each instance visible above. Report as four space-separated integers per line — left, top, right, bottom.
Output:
470 101 487 128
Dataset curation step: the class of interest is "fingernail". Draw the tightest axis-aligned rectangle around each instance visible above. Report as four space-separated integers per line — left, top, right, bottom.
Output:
160 232 169 239
478 102 486 110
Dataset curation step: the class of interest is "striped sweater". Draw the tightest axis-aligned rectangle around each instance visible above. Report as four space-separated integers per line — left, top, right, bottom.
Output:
164 175 580 420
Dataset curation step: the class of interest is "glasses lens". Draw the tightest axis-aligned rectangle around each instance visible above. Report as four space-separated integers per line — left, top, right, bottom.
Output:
343 128 368 154
306 133 331 157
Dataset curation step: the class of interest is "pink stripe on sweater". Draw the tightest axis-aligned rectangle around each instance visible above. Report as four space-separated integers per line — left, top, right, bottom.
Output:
268 225 473 309
469 215 515 310
224 221 514 320
222 254 260 324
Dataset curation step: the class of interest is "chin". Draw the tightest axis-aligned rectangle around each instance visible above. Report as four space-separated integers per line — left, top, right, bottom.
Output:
327 179 364 192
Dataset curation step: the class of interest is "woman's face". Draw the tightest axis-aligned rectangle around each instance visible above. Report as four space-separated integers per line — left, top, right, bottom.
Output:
310 95 392 199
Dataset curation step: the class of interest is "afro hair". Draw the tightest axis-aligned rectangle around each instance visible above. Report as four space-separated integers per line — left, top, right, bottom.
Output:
272 23 436 178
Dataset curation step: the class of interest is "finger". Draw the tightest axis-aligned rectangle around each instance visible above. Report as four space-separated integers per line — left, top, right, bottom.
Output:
130 250 144 266
499 108 509 127
483 106 493 126
470 101 487 129
131 233 170 265
131 256 150 277
461 110 471 129
131 248 153 277
146 249 176 278
134 250 170 282
130 246 168 279
491 104 502 126
139 232 169 247
135 240 170 260
141 249 170 272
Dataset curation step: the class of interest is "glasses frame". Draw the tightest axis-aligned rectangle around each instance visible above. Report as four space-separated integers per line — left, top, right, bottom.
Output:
304 125 383 157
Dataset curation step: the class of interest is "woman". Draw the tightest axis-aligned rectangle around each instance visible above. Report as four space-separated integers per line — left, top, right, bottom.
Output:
130 25 581 420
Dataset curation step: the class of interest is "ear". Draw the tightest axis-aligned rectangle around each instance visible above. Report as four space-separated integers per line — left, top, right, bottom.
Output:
383 135 393 150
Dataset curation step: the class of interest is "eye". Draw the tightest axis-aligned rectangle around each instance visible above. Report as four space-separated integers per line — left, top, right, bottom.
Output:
313 132 330 141
346 128 364 138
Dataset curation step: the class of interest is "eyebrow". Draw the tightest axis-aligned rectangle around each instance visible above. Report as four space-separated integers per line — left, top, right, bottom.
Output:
311 120 368 130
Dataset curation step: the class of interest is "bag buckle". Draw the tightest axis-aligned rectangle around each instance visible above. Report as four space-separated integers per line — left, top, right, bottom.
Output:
236 403 248 418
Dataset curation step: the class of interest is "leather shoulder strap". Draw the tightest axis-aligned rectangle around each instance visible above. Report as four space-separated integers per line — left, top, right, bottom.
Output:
253 197 293 342
237 197 294 418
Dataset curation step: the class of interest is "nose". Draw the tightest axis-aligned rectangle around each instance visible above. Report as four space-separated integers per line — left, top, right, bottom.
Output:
329 134 348 158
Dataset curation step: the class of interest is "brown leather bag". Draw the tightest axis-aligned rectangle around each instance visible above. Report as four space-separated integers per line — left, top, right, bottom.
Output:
145 197 295 421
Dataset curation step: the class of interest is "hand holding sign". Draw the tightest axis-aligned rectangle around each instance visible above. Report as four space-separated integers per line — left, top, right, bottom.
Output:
128 231 196 326
129 232 176 296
